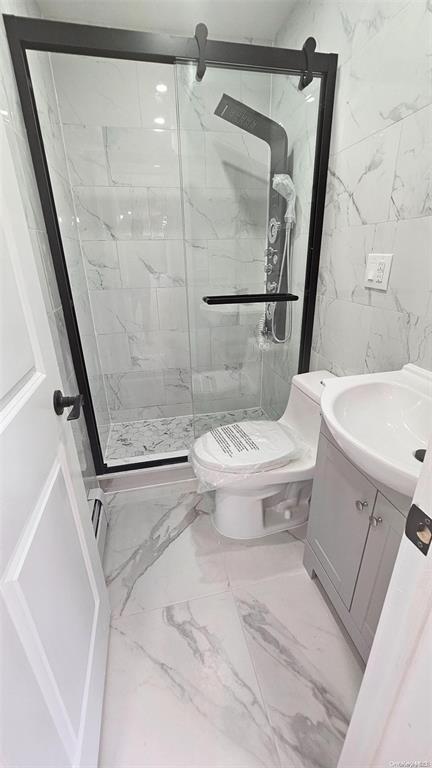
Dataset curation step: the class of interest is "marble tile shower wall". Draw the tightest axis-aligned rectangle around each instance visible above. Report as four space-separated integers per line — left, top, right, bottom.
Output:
276 0 432 377
51 57 270 424
0 0 98 489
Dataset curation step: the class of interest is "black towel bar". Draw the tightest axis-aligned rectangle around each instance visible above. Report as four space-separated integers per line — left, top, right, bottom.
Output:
202 293 299 305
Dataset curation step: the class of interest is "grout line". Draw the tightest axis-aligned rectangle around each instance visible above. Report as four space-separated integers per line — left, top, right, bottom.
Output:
231 584 282 767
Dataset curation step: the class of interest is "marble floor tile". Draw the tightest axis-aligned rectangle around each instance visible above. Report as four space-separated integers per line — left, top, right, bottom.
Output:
103 485 229 617
99 591 280 768
104 407 268 463
100 481 364 768
234 572 364 768
223 532 306 589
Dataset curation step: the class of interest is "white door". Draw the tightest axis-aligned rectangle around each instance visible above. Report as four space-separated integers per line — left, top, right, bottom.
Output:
338 432 432 766
0 122 110 767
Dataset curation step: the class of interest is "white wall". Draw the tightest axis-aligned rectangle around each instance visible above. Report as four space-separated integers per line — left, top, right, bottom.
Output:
275 0 432 377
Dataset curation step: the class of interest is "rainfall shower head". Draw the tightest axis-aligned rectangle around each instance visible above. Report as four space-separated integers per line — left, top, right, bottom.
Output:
214 93 288 173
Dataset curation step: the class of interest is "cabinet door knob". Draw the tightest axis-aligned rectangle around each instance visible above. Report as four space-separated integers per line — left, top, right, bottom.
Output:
369 514 383 527
355 500 369 511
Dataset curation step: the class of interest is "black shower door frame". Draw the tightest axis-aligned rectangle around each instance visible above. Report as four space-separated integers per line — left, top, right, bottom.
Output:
4 14 338 475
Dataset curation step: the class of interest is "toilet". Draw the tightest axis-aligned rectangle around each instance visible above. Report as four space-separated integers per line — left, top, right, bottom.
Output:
191 370 334 539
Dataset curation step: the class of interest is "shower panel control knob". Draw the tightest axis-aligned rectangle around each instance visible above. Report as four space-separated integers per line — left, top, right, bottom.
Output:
268 217 280 244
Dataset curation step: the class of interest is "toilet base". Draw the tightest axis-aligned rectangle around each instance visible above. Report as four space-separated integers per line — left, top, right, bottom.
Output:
213 481 311 540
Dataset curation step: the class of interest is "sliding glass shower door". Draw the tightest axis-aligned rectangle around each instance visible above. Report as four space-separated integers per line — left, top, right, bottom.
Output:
19 22 327 471
177 63 320 435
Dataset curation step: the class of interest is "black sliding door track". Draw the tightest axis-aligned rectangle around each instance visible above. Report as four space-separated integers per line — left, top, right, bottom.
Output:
3 14 337 475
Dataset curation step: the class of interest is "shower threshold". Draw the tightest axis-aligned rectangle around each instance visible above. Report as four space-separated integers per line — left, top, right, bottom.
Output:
104 407 268 466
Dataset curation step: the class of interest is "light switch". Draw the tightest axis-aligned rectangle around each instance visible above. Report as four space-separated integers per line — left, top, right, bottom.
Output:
364 253 393 291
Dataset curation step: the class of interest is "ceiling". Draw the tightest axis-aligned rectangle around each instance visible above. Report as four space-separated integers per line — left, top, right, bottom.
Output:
36 0 296 44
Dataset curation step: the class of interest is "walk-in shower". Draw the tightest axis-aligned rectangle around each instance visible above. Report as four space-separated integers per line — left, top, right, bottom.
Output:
5 15 337 474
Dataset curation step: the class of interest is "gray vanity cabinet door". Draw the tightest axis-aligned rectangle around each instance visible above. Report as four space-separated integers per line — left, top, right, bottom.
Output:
350 493 405 656
308 435 377 609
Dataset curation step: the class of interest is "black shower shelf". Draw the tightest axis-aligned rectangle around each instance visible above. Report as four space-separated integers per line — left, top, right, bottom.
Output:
202 293 299 305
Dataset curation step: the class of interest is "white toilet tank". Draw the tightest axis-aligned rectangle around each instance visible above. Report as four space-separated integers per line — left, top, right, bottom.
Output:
280 370 334 449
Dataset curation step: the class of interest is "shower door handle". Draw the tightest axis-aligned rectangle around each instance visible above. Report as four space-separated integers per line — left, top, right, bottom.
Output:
53 390 83 420
202 293 299 305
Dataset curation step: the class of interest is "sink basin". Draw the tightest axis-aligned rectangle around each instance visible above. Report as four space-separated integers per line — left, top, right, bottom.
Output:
321 364 432 497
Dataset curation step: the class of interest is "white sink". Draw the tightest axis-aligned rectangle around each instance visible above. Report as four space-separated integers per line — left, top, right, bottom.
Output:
321 364 432 497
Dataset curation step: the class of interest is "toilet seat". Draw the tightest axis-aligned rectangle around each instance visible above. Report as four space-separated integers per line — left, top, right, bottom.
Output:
192 420 302 474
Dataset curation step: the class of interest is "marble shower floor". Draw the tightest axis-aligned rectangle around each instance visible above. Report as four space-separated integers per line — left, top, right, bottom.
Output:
100 481 364 768
105 407 268 464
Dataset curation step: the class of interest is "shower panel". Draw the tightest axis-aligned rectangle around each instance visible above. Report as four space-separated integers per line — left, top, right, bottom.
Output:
214 93 290 340
5 13 337 473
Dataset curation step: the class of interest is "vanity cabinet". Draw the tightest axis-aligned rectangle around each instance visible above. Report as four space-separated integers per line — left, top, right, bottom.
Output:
304 428 408 662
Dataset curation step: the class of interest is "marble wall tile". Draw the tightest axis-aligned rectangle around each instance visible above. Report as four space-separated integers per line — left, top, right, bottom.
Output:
178 130 206 187
211 325 261 366
207 238 266 286
335 1 432 152
205 131 269 189
261 364 291 420
163 368 192 405
118 240 185 288
190 328 212 370
106 370 165 411
97 334 132 375
156 287 189 330
129 330 191 371
325 123 401 231
192 362 261 408
176 63 242 132
91 289 159 334
391 104 432 220
148 187 183 239
82 241 121 290
183 187 267 240
51 54 142 127
137 61 177 130
188 286 244 330
105 127 180 188
314 298 373 376
184 239 210 285
240 69 272 115
62 125 109 186
74 186 151 241
109 402 193 424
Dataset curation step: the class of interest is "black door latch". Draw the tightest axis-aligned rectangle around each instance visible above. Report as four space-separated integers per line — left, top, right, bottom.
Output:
405 503 431 556
53 390 83 421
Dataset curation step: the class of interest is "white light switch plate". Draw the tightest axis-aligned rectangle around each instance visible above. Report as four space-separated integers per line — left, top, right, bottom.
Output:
364 253 393 291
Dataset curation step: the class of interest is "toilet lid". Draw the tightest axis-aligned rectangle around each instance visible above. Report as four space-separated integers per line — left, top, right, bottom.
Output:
192 420 301 474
